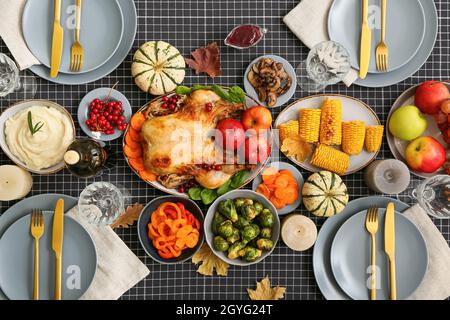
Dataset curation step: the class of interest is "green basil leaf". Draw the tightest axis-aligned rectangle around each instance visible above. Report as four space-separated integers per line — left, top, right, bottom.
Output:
228 86 245 103
188 187 203 201
216 179 232 196
230 170 248 189
211 85 230 101
192 85 212 91
200 188 218 205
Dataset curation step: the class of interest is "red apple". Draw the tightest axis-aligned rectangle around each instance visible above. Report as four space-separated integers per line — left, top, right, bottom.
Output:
405 136 446 173
241 106 272 134
415 81 450 115
245 135 271 164
216 119 246 151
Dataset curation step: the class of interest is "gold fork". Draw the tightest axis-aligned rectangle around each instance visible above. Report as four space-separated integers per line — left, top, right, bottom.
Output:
375 0 388 72
365 207 379 300
70 0 84 72
30 209 45 300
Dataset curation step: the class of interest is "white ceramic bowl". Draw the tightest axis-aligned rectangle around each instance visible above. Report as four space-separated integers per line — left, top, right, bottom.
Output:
204 189 280 266
0 99 75 174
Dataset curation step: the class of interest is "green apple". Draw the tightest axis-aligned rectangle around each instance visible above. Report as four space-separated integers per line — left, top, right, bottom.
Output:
388 105 427 141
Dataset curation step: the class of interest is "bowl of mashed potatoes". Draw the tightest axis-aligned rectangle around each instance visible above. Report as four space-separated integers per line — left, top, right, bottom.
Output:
0 100 75 174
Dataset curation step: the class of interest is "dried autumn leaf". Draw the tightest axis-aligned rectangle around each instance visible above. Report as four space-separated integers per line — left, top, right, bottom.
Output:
281 134 311 162
247 276 286 300
185 42 221 78
110 203 144 229
192 243 229 276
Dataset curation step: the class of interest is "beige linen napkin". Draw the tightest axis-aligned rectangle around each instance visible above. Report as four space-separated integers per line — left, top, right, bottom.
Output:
402 205 450 300
0 0 40 70
67 207 150 300
283 0 359 86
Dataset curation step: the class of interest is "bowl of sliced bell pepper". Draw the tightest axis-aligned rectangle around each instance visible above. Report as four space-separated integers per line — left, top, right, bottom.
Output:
137 196 205 264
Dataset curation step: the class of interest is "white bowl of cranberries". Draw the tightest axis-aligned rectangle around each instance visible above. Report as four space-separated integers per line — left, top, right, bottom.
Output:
78 87 132 141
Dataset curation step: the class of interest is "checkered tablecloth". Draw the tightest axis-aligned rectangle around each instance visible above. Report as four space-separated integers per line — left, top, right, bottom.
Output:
0 0 449 300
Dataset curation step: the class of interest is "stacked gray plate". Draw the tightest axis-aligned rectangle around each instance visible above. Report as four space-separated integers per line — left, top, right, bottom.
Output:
328 0 438 87
313 196 428 300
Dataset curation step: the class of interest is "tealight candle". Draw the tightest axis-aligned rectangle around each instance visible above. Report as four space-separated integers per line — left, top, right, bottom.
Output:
364 159 410 194
0 165 33 201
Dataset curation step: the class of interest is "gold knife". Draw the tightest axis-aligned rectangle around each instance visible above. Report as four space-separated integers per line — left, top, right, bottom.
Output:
384 202 397 300
50 0 64 78
52 198 64 300
359 0 371 79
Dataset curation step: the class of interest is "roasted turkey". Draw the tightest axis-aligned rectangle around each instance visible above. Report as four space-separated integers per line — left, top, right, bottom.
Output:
141 89 251 189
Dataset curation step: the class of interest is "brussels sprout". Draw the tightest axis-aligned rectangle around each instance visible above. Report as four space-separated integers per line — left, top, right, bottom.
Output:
226 227 240 244
238 246 262 262
240 224 260 242
234 215 250 230
260 227 272 239
217 220 234 238
218 199 238 222
254 201 264 214
243 198 254 206
212 211 226 235
227 241 246 260
256 238 274 251
241 205 260 221
234 198 246 209
257 209 274 228
214 236 229 252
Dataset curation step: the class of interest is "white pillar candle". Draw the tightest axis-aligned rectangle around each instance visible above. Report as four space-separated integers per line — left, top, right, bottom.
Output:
0 165 33 201
364 159 410 194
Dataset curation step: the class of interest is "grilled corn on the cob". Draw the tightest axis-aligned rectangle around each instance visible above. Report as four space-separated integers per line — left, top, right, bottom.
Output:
319 99 342 145
278 120 299 142
365 125 384 153
299 109 321 143
342 121 366 155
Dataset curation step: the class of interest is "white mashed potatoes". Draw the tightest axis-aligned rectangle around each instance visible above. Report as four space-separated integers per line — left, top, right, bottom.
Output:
5 106 74 170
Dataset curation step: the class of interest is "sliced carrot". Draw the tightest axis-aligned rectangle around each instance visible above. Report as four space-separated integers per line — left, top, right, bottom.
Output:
129 157 145 172
125 133 141 149
274 187 298 204
130 112 146 131
256 183 271 199
274 174 290 189
262 167 278 184
139 169 157 181
185 233 199 248
270 196 286 209
123 144 142 159
129 128 143 142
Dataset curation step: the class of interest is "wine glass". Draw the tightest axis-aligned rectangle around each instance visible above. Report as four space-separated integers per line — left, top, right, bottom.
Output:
0 53 37 101
78 182 126 226
296 41 351 93
411 175 450 219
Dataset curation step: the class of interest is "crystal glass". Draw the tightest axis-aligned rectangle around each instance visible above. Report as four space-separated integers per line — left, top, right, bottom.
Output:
0 53 37 101
412 175 450 219
78 182 125 226
296 41 351 93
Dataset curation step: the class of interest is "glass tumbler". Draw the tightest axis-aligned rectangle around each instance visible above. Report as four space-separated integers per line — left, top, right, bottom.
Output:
296 41 351 93
411 175 450 219
0 53 37 101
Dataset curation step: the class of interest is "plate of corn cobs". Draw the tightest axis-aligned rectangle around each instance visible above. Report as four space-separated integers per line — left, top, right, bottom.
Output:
275 94 383 176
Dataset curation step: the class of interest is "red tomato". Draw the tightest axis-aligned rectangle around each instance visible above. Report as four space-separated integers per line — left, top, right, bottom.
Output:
216 119 246 151
241 106 273 134
245 135 271 164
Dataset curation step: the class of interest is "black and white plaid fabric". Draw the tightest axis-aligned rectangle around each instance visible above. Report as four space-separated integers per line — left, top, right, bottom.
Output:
0 0 449 300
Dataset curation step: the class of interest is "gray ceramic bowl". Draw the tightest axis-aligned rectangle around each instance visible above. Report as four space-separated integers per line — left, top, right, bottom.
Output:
137 196 205 264
204 190 280 266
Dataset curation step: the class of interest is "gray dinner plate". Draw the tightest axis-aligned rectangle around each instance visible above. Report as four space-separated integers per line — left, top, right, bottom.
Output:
23 0 124 74
243 55 297 108
328 0 437 88
78 88 132 141
331 208 428 300
251 161 304 215
0 210 97 300
328 0 425 74
0 194 78 300
28 0 137 85
312 196 409 300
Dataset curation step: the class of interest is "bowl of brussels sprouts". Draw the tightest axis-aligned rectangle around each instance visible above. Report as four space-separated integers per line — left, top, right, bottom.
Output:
205 190 280 266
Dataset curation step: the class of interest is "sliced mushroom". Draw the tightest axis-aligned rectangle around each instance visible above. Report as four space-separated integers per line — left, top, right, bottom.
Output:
267 92 277 107
257 87 268 102
247 70 260 88
267 77 281 92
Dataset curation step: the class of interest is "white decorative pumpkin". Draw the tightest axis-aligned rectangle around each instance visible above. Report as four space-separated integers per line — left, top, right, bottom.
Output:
132 41 185 95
